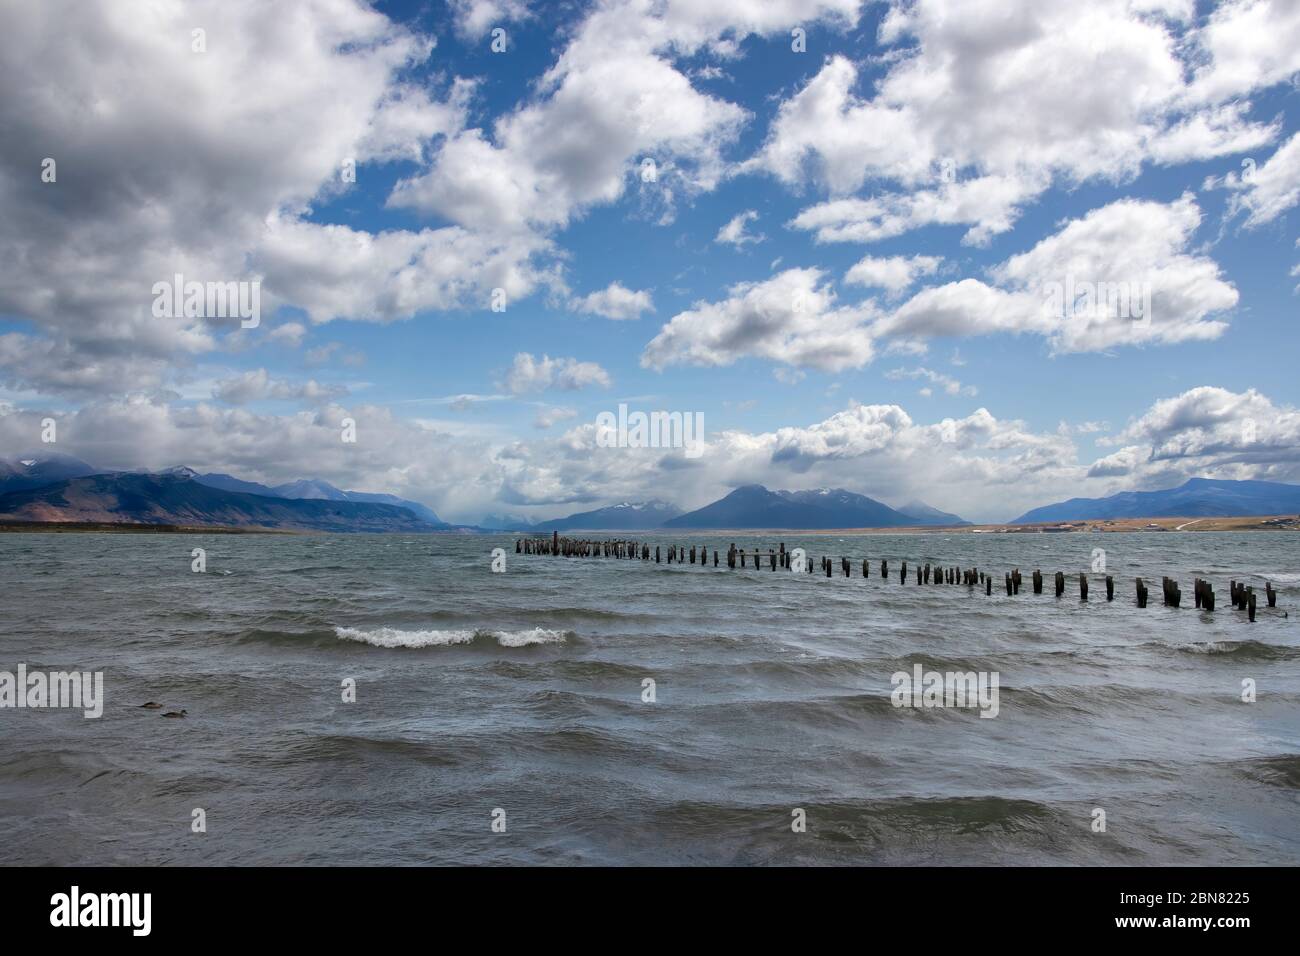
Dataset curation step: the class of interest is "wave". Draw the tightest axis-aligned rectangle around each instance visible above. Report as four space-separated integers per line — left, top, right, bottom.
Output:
1163 639 1300 662
334 625 571 649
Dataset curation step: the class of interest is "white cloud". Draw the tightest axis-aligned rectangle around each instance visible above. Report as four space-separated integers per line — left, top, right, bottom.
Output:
715 209 764 246
641 268 877 371
749 0 1289 245
648 194 1238 370
503 353 612 394
1207 131 1300 228
266 322 308 348
569 281 655 320
6 382 1298 524
1183 0 1300 105
845 254 942 294
885 366 976 397
449 0 533 40
1089 386 1300 485
879 194 1238 353
212 369 347 405
0 0 472 399
533 405 579 429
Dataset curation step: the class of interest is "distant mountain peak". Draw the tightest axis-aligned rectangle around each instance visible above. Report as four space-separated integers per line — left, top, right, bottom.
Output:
666 485 918 530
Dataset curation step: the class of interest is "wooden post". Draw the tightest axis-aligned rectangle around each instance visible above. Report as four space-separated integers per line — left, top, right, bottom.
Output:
1266 581 1276 608
901 561 907 584
1055 571 1065 598
1248 589 1256 622
1004 572 1012 595
985 576 992 596
1135 577 1147 608
881 560 887 578
1079 573 1088 601
1033 570 1042 594
862 558 869 578
1106 575 1114 601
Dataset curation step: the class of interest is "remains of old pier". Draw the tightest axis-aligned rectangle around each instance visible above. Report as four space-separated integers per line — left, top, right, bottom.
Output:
515 534 1282 622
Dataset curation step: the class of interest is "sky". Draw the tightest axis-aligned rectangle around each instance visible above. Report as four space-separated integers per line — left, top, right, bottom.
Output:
0 0 1297 524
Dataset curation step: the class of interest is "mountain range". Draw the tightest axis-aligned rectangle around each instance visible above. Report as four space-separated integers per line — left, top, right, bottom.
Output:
1012 477 1300 523
0 454 452 532
5 453 1297 531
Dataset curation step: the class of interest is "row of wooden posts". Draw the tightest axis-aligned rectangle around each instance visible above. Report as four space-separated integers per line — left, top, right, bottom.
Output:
517 533 1280 622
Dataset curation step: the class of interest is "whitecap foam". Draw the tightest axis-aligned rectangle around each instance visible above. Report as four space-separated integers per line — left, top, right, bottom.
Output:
334 626 568 648
491 627 568 647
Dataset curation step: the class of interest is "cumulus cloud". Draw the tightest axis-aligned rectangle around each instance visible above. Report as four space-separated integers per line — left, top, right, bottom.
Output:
878 194 1238 353
0 0 474 400
845 255 942 294
533 405 579 429
4 383 1297 524
641 268 877 371
715 210 764 246
503 353 612 394
212 369 347 405
749 0 1290 245
1206 131 1300 228
648 194 1238 370
449 0 533 40
569 281 655 320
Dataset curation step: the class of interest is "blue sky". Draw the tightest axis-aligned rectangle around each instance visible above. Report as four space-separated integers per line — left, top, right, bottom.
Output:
0 0 1298 522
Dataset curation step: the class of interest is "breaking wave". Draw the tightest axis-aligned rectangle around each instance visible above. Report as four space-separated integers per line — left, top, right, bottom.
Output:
334 625 570 649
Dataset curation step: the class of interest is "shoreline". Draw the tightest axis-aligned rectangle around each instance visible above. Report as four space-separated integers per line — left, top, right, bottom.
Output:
3 514 1296 535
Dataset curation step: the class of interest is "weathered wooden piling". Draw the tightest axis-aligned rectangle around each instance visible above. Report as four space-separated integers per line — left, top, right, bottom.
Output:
516 535 1278 627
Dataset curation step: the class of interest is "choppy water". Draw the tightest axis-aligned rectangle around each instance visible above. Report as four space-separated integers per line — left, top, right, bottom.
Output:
1 531 1297 865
